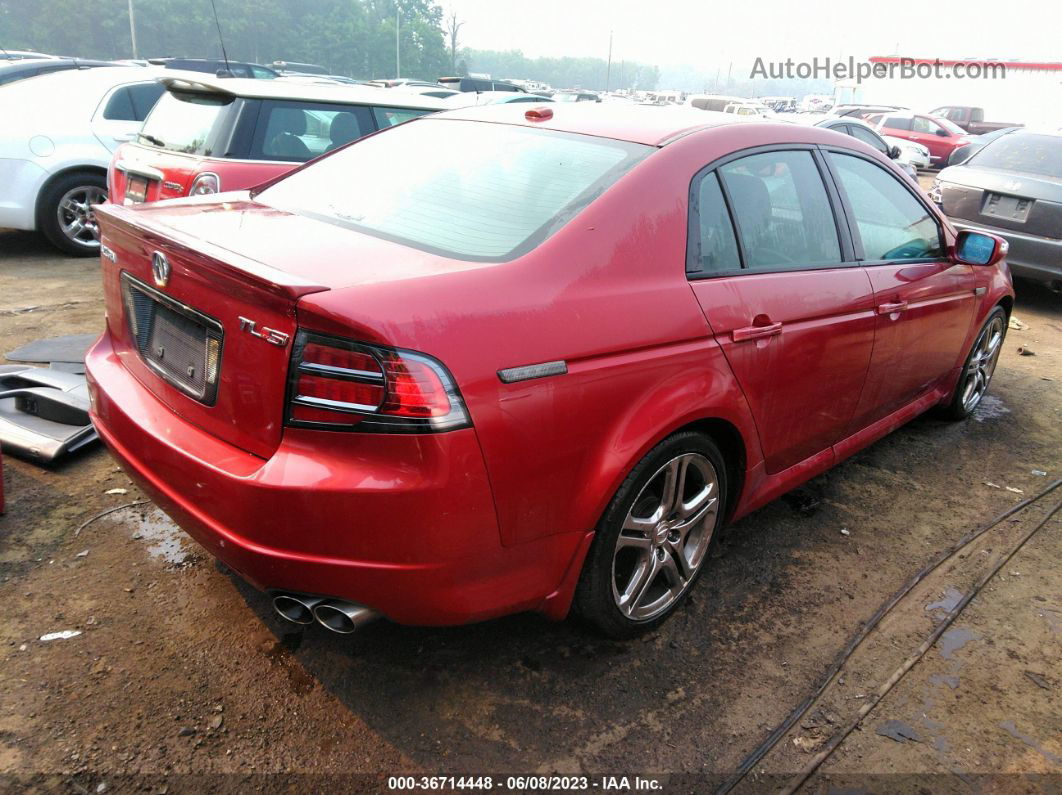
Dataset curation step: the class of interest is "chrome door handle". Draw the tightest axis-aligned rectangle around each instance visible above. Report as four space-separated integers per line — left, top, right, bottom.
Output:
732 321 783 342
877 301 908 315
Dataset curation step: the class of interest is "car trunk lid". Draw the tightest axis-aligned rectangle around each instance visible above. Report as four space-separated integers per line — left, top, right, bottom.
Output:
95 201 328 459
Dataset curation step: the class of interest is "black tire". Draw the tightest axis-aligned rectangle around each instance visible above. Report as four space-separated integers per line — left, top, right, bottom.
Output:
937 306 1008 421
37 170 107 257
573 431 728 639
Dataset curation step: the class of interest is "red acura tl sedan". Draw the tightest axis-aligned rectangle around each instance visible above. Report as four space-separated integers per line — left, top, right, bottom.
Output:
86 104 1014 638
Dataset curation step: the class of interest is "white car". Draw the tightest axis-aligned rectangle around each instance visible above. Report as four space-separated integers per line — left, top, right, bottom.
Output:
0 66 185 255
883 135 931 170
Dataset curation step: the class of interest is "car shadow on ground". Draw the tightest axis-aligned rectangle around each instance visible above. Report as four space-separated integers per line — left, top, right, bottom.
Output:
221 407 998 771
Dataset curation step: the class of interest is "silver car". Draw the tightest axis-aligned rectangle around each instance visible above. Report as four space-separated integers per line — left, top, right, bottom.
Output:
931 129 1062 291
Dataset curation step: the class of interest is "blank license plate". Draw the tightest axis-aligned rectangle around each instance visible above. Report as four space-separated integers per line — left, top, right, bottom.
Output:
125 176 148 204
982 193 1032 222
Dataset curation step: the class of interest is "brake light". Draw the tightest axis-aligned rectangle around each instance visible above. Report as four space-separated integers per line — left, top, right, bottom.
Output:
285 331 470 433
189 172 220 196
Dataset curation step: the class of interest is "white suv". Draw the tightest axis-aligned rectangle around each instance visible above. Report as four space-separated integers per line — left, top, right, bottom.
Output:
0 66 182 255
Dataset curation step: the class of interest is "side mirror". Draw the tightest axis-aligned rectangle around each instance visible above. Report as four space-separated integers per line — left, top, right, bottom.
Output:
888 145 901 159
954 230 1008 266
935 128 949 137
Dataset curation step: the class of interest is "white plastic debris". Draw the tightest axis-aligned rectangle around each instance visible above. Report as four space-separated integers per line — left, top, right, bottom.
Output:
984 481 1001 489
1005 486 1024 494
1031 470 1047 477
840 527 850 536
40 630 81 642
104 488 128 495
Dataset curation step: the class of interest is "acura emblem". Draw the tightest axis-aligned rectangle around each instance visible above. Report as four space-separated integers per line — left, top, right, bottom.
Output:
151 251 170 288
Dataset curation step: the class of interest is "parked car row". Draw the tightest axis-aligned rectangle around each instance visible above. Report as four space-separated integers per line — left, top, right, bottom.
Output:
0 66 445 255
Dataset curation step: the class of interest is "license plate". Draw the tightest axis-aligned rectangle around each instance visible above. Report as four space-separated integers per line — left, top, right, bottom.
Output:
982 192 1032 223
125 176 148 204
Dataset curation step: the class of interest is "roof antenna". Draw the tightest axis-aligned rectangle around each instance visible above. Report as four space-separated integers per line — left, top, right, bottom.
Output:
207 0 233 77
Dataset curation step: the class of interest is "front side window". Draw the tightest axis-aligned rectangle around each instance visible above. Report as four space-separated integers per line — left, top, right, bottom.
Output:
829 153 942 261
718 150 841 271
912 116 942 135
687 172 741 275
252 101 374 161
849 125 889 155
258 119 651 261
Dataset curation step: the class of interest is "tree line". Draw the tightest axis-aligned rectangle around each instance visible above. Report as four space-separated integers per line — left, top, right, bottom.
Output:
0 0 659 89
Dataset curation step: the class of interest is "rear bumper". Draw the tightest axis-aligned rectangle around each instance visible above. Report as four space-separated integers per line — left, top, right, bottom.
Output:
950 219 1062 287
85 331 587 625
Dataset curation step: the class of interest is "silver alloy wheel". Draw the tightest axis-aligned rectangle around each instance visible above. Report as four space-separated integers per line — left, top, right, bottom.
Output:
611 452 720 621
56 185 106 249
960 315 1005 412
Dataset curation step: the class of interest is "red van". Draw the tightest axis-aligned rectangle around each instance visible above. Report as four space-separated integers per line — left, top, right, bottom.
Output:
108 76 444 205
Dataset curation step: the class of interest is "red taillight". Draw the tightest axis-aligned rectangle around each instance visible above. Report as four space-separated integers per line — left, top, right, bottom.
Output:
286 332 470 433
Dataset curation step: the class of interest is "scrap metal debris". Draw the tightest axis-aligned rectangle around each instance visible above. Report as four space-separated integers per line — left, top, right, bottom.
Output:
39 630 82 642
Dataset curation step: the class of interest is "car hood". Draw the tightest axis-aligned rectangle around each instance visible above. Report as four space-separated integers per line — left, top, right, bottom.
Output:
938 164 1062 203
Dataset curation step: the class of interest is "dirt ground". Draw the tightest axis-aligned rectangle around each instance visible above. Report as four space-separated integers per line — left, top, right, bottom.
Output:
1 225 1059 794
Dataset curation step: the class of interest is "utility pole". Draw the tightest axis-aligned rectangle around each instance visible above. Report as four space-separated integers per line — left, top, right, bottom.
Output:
605 30 613 93
395 6 400 78
127 0 139 59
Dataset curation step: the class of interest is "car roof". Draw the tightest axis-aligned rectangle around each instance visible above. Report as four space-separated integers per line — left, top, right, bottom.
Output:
430 103 762 146
159 74 447 109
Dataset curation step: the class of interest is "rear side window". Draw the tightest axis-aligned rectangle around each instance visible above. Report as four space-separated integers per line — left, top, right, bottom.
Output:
688 172 740 275
718 150 841 270
372 106 432 129
258 120 651 261
139 91 236 155
829 153 942 260
251 101 374 161
103 82 165 121
882 115 912 131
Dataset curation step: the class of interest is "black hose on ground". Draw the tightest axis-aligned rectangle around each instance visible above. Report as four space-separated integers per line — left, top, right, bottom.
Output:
782 497 1062 793
715 478 1062 795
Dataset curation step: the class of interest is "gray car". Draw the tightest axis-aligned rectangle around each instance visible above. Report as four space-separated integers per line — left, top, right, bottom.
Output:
931 129 1062 291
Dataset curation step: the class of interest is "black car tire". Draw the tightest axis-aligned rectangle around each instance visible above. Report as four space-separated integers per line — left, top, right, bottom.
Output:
573 431 727 639
937 306 1008 421
38 170 107 257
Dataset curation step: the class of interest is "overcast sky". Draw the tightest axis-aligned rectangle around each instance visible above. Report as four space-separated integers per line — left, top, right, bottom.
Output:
441 0 1062 68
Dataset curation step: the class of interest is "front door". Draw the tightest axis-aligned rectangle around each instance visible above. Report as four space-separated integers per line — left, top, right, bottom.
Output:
686 148 877 474
824 149 976 430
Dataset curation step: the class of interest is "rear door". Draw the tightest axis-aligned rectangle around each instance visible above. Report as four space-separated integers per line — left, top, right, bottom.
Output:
687 147 877 474
90 81 166 151
823 149 975 429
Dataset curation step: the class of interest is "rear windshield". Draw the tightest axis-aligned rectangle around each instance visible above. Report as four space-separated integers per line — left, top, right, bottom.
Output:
969 133 1062 179
257 119 652 261
138 90 234 155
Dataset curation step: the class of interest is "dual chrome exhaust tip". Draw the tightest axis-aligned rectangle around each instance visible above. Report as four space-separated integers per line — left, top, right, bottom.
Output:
272 593 379 634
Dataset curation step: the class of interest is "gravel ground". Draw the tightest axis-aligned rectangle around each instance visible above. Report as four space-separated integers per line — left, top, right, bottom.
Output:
1 226 1059 793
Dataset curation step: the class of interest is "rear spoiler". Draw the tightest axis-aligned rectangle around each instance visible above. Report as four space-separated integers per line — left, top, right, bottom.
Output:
159 76 237 95
95 201 329 303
